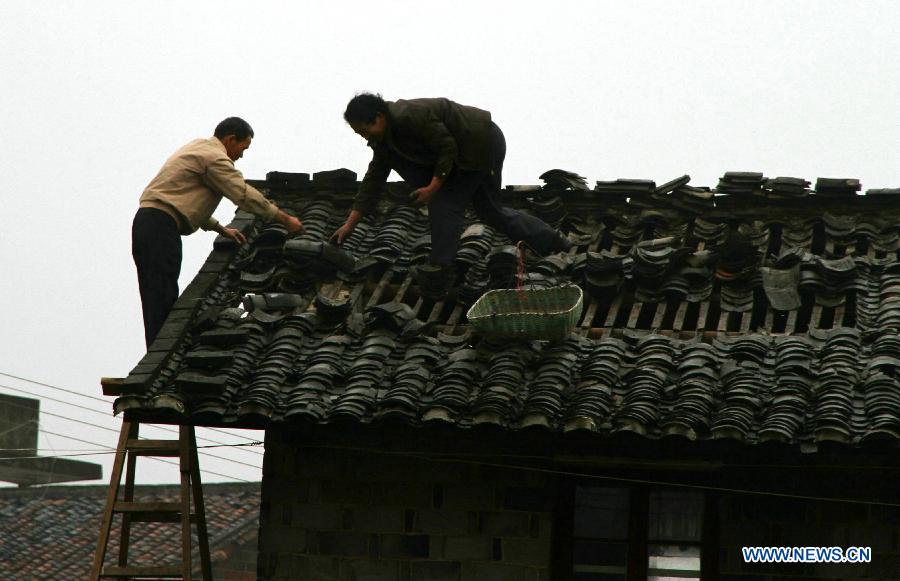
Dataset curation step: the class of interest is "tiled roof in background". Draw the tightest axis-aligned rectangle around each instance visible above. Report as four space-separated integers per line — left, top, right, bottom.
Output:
111 170 900 452
0 482 259 579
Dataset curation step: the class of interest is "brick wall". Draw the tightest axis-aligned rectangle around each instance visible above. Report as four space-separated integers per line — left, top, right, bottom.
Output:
258 428 558 581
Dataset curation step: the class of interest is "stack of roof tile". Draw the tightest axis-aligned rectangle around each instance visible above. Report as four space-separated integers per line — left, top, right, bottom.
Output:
671 185 715 213
565 339 624 432
583 250 627 297
765 176 812 199
368 206 426 266
237 313 316 419
666 250 715 303
631 244 682 303
710 336 771 442
862 331 900 441
758 336 816 443
472 346 530 426
594 179 655 202
822 212 857 252
520 340 582 428
662 341 719 439
283 334 350 421
330 333 395 421
539 169 590 191
780 216 819 251
815 177 861 197
423 343 480 423
865 188 900 196
812 329 861 443
605 212 645 251
798 256 858 307
691 218 729 247
377 337 442 421
717 171 767 196
615 335 678 436
875 266 900 328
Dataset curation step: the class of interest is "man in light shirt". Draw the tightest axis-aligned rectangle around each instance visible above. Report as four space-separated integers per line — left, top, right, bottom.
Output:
133 117 302 347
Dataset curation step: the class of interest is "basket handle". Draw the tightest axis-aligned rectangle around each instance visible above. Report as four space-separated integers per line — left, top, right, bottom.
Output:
516 241 536 299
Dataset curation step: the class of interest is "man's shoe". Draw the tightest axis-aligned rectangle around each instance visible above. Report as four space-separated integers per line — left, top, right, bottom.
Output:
411 263 456 300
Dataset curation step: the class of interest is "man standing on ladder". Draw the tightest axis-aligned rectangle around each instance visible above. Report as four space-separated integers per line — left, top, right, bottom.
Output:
132 117 303 347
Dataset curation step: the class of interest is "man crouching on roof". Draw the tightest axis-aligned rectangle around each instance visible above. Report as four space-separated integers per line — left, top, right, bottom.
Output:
333 93 570 299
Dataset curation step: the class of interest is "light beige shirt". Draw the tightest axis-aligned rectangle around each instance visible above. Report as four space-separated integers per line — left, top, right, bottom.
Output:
139 137 277 235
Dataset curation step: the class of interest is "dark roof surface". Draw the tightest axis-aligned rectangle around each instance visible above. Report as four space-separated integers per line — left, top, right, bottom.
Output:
112 170 900 452
0 482 259 579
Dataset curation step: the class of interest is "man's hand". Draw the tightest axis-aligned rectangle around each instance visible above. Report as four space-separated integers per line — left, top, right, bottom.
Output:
332 221 356 245
410 176 444 206
212 222 247 245
274 209 304 235
282 215 303 235
410 186 436 206
223 227 247 245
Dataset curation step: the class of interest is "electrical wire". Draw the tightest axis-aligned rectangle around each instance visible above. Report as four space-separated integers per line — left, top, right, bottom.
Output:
0 441 262 455
0 398 262 471
0 381 264 457
36 427 253 483
297 443 900 509
0 419 36 439
31 427 58 501
0 373 264 447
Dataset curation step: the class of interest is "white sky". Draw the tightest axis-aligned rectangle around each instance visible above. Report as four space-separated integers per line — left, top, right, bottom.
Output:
1 1 899 486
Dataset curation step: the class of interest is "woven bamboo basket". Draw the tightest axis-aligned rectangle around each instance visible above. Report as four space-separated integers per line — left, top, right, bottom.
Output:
466 285 584 341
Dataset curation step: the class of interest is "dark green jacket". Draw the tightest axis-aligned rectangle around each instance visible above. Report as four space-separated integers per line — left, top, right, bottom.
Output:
353 98 493 215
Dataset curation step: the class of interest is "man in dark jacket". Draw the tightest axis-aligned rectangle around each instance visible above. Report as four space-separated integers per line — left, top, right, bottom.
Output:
333 93 569 297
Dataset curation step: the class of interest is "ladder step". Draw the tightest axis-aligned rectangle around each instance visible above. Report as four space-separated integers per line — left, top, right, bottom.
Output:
115 501 181 513
114 501 191 523
126 439 182 456
102 565 183 578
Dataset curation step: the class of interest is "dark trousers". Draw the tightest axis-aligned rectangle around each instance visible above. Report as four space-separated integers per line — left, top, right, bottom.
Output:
396 122 565 265
132 208 182 348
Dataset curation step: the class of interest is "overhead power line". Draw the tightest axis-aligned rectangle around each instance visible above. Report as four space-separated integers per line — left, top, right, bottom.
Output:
0 381 264 457
0 397 262 472
0 371 263 443
38 427 253 483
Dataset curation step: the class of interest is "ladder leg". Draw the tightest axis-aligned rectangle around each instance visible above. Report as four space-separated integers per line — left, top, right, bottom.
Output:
189 427 213 580
89 420 134 580
179 425 193 579
117 422 140 579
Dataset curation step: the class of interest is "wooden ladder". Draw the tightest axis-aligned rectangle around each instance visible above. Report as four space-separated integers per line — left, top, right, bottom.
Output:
89 420 211 580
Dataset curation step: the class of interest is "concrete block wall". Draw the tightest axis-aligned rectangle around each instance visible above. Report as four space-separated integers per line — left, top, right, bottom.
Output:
257 432 558 581
213 538 260 581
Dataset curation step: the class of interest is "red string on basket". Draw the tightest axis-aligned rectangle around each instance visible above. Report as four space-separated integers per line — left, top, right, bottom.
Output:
516 240 529 301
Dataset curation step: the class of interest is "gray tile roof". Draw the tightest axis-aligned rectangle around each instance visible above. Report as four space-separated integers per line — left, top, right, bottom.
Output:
112 171 900 452
0 482 259 579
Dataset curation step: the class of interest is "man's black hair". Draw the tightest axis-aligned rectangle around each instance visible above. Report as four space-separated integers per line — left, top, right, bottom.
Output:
344 93 388 125
214 117 254 141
